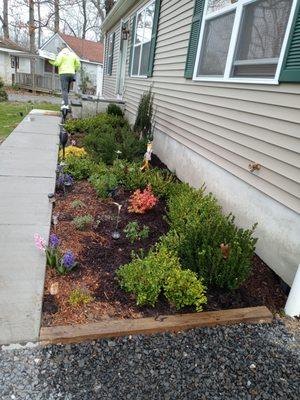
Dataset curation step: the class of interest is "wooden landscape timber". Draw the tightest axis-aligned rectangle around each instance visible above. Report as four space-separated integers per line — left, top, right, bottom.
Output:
40 306 273 345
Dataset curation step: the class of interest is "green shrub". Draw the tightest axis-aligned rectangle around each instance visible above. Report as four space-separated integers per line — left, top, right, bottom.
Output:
116 244 207 310
178 213 257 290
124 221 150 244
89 172 118 198
0 79 8 102
64 155 104 180
166 183 221 235
117 127 147 161
107 103 124 117
111 160 148 191
65 113 126 135
164 268 207 312
134 89 153 140
71 199 86 209
117 246 179 307
145 169 177 198
69 288 93 306
72 214 94 230
84 124 117 164
166 183 257 290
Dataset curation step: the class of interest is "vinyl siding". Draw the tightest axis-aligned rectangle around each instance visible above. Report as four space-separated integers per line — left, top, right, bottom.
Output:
103 24 121 98
103 0 300 214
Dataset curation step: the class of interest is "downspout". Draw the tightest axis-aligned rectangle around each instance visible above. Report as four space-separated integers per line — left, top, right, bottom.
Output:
285 264 300 317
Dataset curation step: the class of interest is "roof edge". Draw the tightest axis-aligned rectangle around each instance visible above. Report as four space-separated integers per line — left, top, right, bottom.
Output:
102 0 139 32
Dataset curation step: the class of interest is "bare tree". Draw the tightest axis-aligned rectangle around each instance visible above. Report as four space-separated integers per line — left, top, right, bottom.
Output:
0 0 10 38
91 0 105 21
28 0 35 52
60 0 104 40
54 0 59 33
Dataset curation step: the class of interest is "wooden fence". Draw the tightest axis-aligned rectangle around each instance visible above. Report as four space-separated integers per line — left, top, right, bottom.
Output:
16 73 61 93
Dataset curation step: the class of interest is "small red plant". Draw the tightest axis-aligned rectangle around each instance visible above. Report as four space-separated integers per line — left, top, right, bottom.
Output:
128 185 158 214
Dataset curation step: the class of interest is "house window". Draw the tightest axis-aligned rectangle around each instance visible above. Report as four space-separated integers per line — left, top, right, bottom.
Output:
131 0 155 77
107 32 115 75
11 56 19 69
195 0 294 82
44 60 58 74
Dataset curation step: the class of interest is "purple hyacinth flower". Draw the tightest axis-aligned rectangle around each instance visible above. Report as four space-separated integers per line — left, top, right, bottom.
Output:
56 164 63 173
62 251 75 269
50 234 59 248
57 174 64 187
64 174 73 186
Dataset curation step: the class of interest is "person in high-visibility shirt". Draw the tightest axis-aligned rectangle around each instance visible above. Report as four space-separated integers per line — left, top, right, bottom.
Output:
49 47 81 110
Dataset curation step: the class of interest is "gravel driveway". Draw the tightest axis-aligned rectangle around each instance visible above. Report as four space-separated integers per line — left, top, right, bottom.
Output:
1 320 299 400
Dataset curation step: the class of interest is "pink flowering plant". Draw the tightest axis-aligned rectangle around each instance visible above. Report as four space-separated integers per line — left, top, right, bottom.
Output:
34 233 78 275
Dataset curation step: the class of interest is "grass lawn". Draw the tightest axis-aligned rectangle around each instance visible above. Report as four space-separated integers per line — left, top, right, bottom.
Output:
0 102 60 142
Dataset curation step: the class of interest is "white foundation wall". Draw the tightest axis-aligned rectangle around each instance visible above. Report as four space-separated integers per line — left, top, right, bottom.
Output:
153 129 300 287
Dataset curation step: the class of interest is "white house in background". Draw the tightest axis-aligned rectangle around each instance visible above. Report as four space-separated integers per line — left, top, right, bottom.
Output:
0 38 32 85
39 33 104 96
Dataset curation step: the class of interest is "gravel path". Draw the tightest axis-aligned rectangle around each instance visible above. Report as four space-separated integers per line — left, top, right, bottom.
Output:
8 92 61 105
1 320 299 400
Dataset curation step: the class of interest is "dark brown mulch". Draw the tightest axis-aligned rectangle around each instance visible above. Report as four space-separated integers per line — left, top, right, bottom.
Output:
42 180 287 327
205 255 287 313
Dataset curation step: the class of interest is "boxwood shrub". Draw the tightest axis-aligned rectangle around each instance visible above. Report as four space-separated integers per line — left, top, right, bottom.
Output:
117 244 207 311
166 184 257 290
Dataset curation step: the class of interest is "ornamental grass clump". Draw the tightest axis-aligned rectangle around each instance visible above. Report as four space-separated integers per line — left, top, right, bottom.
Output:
34 234 78 275
128 185 158 214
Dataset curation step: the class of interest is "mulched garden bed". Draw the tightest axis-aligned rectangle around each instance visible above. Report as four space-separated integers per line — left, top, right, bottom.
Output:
42 178 287 327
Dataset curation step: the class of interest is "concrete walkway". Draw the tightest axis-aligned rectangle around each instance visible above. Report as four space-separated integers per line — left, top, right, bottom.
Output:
0 110 60 345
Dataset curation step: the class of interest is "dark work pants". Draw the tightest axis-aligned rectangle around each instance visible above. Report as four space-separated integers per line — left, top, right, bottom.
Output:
60 74 75 106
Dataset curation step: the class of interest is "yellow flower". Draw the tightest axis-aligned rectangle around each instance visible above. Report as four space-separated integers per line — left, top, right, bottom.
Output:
59 146 87 159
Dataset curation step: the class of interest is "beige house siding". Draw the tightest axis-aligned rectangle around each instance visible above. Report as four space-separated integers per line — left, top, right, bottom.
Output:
103 22 121 98
103 0 300 214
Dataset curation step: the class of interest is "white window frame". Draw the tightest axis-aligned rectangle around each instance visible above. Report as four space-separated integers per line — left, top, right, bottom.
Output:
130 0 155 79
193 0 298 85
107 31 115 76
116 18 129 96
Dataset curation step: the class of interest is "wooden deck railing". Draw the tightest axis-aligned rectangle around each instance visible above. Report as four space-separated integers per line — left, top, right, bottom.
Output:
16 72 61 93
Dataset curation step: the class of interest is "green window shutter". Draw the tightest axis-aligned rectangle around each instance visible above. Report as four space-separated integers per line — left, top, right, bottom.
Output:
280 1 300 82
105 33 109 75
184 0 205 79
147 0 162 77
108 32 115 75
128 15 136 76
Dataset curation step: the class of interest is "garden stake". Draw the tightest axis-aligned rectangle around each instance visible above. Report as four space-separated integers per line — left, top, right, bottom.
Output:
52 214 59 232
59 126 68 159
112 202 122 240
141 142 153 171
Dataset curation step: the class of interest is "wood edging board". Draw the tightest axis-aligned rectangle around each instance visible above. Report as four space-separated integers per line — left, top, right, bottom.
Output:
40 306 273 345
